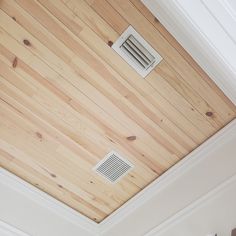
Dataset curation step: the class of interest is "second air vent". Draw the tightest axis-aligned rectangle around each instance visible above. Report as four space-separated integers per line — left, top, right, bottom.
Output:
112 26 162 77
94 151 133 183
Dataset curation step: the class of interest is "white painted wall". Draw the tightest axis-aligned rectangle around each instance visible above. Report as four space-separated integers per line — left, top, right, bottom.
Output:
1 125 235 236
0 171 95 236
0 221 30 236
149 178 236 236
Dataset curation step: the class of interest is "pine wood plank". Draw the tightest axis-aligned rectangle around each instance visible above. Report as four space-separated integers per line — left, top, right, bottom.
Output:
66 0 232 134
32 0 216 141
0 75 149 220
2 18 177 172
86 0 236 123
0 3 192 159
0 0 235 223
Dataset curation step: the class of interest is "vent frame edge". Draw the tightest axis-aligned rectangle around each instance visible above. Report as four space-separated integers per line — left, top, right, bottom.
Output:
112 25 163 78
93 151 134 184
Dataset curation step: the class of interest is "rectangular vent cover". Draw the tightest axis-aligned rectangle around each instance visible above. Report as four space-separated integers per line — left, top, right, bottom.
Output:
112 26 162 77
94 151 133 183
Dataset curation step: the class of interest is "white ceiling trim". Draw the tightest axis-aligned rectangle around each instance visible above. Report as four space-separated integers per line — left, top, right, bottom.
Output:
1 118 235 236
98 118 236 235
0 221 30 236
201 0 236 44
142 0 236 105
144 172 236 236
0 169 98 235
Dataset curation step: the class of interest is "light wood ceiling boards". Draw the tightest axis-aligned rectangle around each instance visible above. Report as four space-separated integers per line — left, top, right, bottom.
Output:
0 0 235 223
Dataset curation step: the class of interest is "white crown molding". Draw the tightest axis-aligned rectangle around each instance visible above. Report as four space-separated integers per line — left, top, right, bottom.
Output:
201 0 236 44
1 119 235 236
144 173 236 236
98 119 236 234
0 220 30 236
142 0 236 105
0 169 98 235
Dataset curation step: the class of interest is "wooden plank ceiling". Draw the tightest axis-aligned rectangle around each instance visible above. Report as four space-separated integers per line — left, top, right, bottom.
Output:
0 0 235 223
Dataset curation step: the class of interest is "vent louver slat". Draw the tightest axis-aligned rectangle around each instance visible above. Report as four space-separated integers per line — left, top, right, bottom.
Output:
121 35 155 70
112 26 162 77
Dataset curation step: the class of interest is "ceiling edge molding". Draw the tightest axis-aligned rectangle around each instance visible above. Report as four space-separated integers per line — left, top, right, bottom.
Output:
98 119 236 234
0 220 30 236
142 0 236 105
1 122 235 236
0 169 98 236
144 172 236 236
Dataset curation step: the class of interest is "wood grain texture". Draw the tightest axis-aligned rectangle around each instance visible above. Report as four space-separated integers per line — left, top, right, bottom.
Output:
0 0 235 223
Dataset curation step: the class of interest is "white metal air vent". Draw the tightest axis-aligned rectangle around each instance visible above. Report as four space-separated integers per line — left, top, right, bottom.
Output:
112 26 162 77
94 151 133 183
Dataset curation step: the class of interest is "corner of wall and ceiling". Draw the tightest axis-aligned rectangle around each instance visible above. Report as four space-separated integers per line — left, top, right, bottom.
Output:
1 1 236 235
142 0 236 106
1 118 236 236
